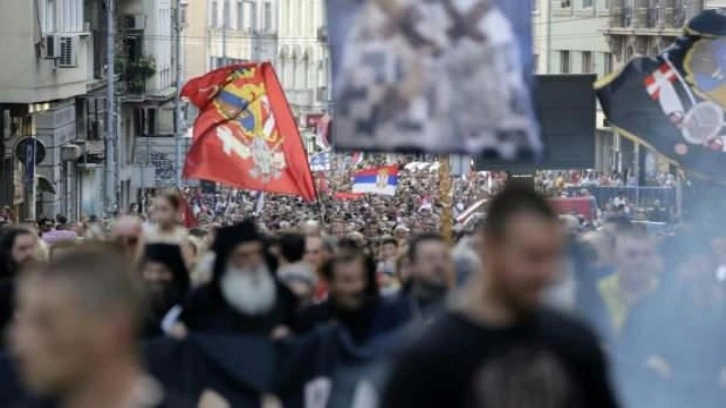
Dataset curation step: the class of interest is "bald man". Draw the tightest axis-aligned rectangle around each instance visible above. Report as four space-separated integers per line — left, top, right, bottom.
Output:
301 220 321 236
111 215 144 262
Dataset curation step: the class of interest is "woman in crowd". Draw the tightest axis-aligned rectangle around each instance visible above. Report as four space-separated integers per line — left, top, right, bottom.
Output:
145 190 194 268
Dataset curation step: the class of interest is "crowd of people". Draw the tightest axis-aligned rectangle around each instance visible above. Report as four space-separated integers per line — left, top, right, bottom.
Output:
0 176 723 407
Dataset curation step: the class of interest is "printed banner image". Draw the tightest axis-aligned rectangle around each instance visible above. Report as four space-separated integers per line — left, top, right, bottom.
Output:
327 0 541 159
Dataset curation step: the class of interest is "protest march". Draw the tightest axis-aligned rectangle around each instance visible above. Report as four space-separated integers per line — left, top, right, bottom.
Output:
1 3 726 408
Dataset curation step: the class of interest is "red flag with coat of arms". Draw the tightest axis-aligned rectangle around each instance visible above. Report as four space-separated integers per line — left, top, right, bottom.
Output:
181 63 316 201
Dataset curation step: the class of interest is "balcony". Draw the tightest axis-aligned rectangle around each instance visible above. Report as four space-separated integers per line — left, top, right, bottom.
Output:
286 89 315 109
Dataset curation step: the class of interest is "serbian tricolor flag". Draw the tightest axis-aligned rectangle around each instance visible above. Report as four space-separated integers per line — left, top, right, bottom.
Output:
181 63 316 201
352 165 398 196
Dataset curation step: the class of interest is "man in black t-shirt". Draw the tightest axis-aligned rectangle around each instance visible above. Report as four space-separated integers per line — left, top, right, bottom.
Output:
383 185 618 407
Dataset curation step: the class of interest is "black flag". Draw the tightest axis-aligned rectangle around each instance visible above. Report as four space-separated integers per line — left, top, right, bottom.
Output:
596 9 726 176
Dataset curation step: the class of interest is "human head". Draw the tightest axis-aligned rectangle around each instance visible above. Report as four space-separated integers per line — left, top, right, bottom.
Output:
329 222 346 239
394 225 410 243
0 226 38 279
613 227 660 286
139 243 190 313
39 218 54 233
152 190 181 227
212 220 275 316
110 215 143 261
323 249 378 312
408 232 451 293
278 231 306 264
304 234 325 271
55 214 69 228
396 252 412 285
301 220 321 236
380 236 399 261
478 185 564 314
10 244 143 396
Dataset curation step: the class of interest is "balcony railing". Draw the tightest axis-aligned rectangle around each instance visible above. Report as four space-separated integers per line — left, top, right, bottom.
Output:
287 89 315 107
622 6 633 27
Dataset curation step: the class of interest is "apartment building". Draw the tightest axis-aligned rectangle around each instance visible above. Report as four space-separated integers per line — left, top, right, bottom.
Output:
276 0 328 115
207 0 279 69
0 0 189 218
0 0 107 219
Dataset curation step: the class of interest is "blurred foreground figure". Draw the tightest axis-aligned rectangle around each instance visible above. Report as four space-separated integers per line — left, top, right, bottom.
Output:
383 185 617 407
9 245 192 407
0 226 39 346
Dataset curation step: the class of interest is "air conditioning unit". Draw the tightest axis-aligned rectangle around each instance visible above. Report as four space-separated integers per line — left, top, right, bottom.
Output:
61 144 82 161
55 36 79 68
42 35 61 59
124 14 145 30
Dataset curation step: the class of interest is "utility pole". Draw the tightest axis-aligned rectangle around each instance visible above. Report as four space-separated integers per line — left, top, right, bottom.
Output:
222 0 228 66
105 0 117 214
174 0 183 187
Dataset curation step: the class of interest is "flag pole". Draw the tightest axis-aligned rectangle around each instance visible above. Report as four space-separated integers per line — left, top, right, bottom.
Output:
438 155 454 289
438 155 453 246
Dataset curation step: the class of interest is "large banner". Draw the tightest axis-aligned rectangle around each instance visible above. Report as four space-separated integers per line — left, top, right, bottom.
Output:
596 9 726 176
327 0 541 159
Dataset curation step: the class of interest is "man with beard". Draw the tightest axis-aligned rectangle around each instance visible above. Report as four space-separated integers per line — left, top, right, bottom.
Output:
8 245 193 407
0 226 39 346
294 246 408 340
138 244 191 339
383 185 617 407
177 219 298 338
398 232 451 323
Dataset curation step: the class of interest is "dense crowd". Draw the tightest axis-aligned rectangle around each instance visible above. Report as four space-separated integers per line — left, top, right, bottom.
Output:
0 178 723 406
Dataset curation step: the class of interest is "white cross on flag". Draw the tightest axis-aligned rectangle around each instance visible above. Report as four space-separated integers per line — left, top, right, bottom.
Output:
644 64 677 100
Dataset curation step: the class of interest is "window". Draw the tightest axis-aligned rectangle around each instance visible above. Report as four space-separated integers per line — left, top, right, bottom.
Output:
42 0 83 34
223 0 230 29
582 0 593 7
45 0 56 33
180 4 188 26
582 51 592 73
264 2 273 32
560 50 570 73
533 0 539 11
604 52 614 74
211 1 218 27
560 0 571 7
237 1 244 31
533 54 539 73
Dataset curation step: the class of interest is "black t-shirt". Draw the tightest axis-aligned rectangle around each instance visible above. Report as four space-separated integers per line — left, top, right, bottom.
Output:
382 310 619 408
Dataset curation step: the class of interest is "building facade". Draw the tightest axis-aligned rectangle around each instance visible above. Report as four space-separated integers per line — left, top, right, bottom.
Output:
0 0 107 220
207 0 279 69
276 0 329 116
0 0 189 220
533 0 618 172
117 0 185 212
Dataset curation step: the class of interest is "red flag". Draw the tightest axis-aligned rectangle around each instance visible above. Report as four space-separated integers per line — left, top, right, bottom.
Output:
182 63 316 201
